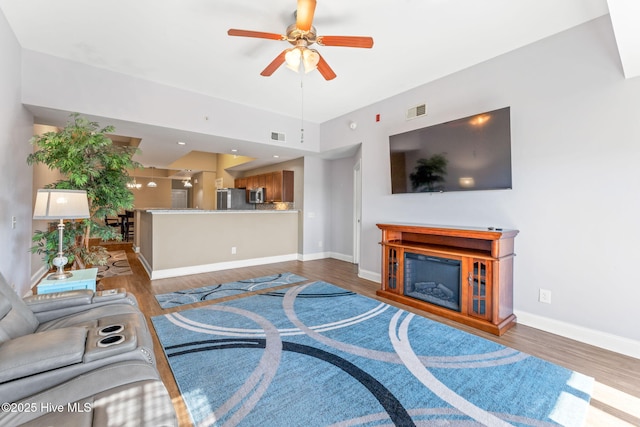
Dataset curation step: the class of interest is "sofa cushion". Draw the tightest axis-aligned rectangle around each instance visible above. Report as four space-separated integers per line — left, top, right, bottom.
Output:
0 361 177 426
0 327 87 383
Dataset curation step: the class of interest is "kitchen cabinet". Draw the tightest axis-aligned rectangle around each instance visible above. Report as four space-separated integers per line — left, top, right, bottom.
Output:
235 177 248 189
235 170 294 203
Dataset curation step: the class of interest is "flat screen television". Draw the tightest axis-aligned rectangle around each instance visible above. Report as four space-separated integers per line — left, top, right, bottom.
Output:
389 107 512 193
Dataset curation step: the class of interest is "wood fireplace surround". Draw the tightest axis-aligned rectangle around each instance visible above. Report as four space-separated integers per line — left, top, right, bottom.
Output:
377 223 519 335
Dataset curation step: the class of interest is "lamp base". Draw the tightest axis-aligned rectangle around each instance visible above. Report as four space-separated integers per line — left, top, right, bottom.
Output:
48 254 71 280
46 271 74 280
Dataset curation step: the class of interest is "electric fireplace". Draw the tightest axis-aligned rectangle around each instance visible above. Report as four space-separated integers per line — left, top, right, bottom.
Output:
377 223 519 335
403 252 461 312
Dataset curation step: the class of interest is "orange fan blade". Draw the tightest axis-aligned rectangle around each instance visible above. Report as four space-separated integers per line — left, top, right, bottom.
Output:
317 35 374 49
260 50 289 76
228 29 284 41
296 0 317 32
316 53 336 81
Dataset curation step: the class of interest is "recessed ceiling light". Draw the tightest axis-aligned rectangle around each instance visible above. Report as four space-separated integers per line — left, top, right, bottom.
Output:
231 149 238 153
177 141 186 146
273 155 280 158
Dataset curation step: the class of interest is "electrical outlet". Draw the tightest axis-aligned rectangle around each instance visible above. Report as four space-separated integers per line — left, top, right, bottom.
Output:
539 289 552 304
231 246 237 255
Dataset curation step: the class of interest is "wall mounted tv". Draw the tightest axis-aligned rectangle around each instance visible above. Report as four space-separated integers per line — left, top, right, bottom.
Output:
389 107 512 193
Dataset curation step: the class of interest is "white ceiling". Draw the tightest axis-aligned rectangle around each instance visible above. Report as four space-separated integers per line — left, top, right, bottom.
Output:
1 0 637 169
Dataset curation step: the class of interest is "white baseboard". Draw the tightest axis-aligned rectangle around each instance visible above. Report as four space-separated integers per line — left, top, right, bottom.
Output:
358 268 381 284
299 251 356 263
299 251 330 262
146 253 299 280
515 310 640 360
329 252 353 263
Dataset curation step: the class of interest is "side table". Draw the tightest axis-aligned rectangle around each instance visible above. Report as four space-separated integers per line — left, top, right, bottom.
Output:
37 267 98 294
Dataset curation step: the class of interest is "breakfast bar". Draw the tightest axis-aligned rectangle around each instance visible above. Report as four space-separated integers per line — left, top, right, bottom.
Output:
135 209 299 279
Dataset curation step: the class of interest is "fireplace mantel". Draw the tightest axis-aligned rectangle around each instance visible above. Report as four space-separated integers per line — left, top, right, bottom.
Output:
377 223 518 335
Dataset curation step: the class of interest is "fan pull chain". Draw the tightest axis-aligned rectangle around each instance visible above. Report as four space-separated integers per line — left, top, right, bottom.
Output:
300 77 304 143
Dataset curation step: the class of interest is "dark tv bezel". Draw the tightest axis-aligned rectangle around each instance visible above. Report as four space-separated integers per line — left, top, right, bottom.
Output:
389 107 512 194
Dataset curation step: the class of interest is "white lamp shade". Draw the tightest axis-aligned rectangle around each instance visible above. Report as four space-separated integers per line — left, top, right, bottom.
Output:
302 49 320 73
33 189 90 220
285 48 301 72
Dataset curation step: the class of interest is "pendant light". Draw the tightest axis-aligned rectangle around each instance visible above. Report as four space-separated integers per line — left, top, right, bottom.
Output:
147 166 157 188
127 170 141 189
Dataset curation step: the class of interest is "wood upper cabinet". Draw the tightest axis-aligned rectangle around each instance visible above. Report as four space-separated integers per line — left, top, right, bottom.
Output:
234 170 294 202
275 170 294 202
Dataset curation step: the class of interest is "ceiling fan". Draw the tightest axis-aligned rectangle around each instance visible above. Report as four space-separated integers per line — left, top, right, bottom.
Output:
228 0 374 80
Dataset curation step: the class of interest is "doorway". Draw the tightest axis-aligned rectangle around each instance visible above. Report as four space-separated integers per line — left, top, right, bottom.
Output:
353 159 362 265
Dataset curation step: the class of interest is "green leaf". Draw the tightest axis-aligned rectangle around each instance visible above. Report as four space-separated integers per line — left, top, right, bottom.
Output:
28 114 140 266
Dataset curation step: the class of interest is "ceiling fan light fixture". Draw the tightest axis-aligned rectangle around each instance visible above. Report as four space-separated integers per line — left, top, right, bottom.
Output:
285 48 302 72
227 0 373 80
302 48 320 73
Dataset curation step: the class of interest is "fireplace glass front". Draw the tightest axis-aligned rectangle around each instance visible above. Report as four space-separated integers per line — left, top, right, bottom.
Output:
404 253 461 312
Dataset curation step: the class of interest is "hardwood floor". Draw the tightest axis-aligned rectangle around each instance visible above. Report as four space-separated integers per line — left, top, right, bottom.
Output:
99 243 640 426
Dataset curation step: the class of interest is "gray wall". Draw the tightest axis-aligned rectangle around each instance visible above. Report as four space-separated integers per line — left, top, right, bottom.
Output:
0 9 35 295
301 156 332 259
321 16 640 349
328 151 360 261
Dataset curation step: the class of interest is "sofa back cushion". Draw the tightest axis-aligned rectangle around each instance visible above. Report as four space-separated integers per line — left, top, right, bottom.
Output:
0 273 39 343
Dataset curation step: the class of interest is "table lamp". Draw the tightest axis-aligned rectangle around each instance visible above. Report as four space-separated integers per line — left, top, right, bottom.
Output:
33 189 90 280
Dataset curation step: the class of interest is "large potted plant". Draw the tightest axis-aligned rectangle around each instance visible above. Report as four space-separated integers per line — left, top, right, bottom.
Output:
28 114 140 268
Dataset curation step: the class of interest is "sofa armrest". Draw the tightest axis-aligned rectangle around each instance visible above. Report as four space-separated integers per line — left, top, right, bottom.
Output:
24 290 95 313
23 289 137 323
0 327 86 383
93 288 129 303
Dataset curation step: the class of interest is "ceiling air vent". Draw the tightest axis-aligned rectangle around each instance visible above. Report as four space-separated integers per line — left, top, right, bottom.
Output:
270 131 286 142
406 103 427 120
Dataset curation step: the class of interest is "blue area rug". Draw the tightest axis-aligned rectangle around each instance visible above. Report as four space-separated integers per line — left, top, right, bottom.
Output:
152 281 593 426
154 272 307 309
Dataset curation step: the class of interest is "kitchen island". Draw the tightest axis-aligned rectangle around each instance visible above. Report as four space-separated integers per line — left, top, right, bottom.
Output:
135 209 299 279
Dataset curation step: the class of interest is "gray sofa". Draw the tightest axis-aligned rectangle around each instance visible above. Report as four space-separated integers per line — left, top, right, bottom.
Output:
0 272 177 426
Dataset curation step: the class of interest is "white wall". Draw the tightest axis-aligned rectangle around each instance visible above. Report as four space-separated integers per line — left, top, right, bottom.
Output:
20 50 321 155
0 9 35 295
321 16 640 355
328 152 359 261
301 156 332 259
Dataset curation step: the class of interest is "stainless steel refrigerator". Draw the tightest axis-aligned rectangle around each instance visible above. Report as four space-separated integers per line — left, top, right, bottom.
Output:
216 188 254 210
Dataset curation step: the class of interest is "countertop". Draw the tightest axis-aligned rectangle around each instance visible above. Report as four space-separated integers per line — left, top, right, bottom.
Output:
141 209 299 215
